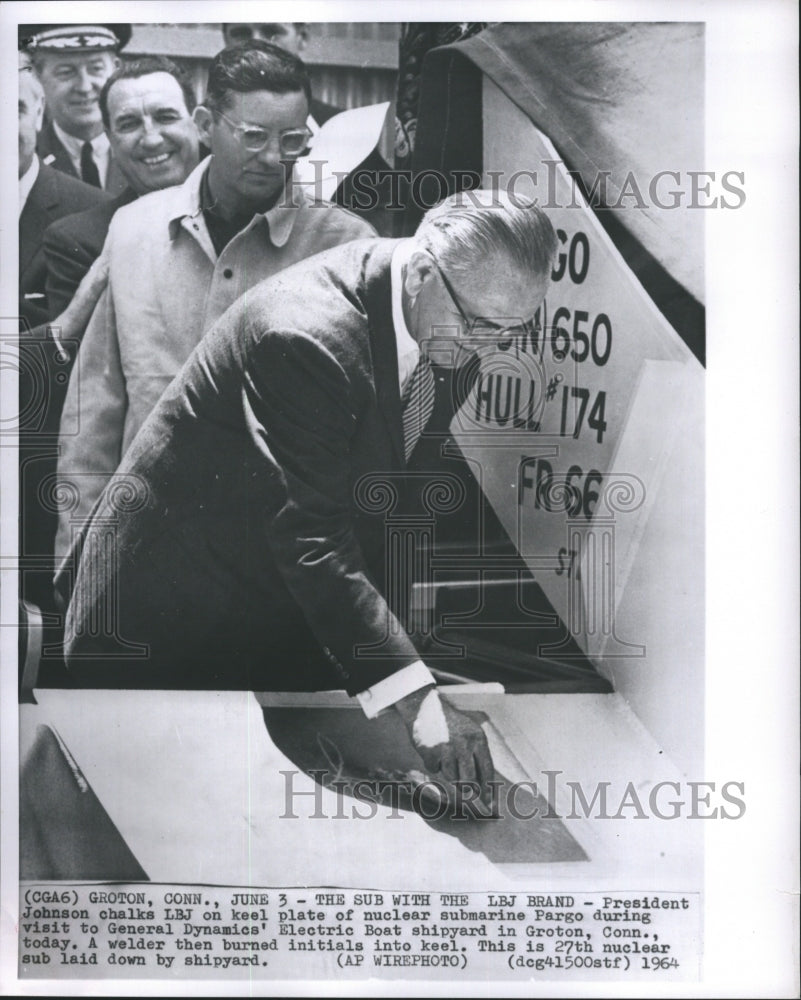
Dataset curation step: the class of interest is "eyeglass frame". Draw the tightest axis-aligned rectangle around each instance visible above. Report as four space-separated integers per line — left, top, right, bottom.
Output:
425 253 533 338
213 108 312 157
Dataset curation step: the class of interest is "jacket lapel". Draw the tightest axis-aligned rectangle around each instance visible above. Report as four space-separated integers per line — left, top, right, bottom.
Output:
363 240 406 467
37 121 78 179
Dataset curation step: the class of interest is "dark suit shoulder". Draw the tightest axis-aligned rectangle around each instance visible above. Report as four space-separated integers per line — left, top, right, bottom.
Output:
41 188 128 321
34 163 112 214
44 189 133 257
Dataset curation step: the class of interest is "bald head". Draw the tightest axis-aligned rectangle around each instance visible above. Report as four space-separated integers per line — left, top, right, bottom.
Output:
403 192 558 367
413 190 558 282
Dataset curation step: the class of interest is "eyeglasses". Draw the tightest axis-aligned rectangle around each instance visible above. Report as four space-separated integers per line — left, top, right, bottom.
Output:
427 254 525 337
215 109 312 156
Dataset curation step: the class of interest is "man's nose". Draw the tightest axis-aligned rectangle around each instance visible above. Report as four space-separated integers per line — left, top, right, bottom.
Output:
73 66 96 93
139 118 165 146
254 138 284 167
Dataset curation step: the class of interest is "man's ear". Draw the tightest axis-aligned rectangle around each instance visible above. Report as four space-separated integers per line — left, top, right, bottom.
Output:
193 105 214 146
404 250 435 300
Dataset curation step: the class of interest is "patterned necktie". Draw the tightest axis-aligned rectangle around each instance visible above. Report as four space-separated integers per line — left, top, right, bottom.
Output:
80 141 101 188
401 356 436 460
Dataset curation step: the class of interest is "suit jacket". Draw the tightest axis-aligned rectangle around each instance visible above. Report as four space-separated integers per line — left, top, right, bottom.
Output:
43 187 136 320
61 239 425 691
37 119 128 196
21 190 138 608
19 162 110 329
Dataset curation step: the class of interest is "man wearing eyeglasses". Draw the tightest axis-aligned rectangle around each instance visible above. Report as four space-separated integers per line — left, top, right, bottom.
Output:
54 41 375 565
221 21 394 235
58 191 557 811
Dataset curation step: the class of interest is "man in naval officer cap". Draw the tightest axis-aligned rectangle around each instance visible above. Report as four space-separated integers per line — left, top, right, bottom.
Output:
19 23 132 194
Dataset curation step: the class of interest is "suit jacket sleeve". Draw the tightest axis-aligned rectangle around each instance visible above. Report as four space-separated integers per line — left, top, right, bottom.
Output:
43 219 97 321
55 284 127 565
244 328 421 693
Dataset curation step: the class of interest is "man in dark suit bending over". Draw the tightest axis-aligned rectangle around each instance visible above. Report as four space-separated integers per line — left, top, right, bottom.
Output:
60 192 557 803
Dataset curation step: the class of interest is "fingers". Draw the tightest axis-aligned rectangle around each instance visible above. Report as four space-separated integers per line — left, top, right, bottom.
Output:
455 746 478 786
400 689 498 816
472 736 499 816
435 734 496 815
473 733 496 795
439 751 459 785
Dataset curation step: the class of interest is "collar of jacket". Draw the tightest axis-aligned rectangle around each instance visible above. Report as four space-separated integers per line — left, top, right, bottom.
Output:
167 157 304 249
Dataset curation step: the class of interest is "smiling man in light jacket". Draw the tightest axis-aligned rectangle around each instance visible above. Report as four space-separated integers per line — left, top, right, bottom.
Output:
55 40 374 567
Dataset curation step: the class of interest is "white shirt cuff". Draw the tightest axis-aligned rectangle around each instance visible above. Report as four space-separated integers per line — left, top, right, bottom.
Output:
356 660 435 719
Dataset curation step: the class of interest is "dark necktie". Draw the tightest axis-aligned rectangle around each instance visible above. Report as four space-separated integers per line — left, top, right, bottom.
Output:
401 356 436 460
80 141 101 188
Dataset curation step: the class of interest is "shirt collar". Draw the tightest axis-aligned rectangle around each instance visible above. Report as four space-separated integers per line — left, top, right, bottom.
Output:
261 183 303 247
171 156 303 248
53 120 109 161
391 241 420 386
19 155 40 215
